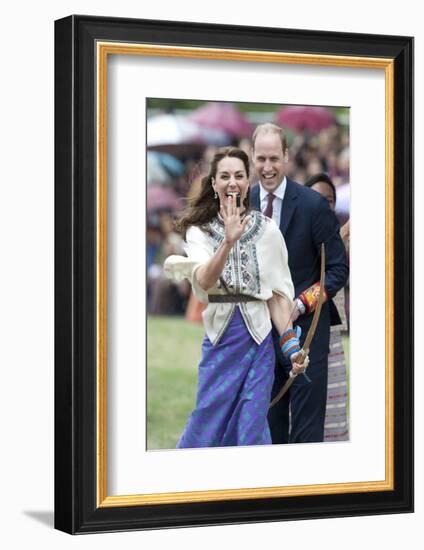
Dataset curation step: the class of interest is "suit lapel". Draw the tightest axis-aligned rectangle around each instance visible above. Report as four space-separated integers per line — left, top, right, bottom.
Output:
250 184 261 210
280 179 298 235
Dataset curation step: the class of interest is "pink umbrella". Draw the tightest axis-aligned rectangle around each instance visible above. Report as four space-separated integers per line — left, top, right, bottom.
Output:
276 106 336 133
147 186 181 212
190 102 252 137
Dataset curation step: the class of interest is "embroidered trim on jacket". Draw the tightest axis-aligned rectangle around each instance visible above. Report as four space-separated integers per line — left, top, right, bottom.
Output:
205 211 267 297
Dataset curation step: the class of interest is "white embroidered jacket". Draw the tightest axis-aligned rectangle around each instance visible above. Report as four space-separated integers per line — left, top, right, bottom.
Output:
164 210 294 345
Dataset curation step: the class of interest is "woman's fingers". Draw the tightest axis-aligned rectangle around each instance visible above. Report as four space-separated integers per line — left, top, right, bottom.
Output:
241 215 251 230
223 195 251 244
291 353 309 375
228 194 234 217
220 203 227 221
222 196 233 220
292 363 305 375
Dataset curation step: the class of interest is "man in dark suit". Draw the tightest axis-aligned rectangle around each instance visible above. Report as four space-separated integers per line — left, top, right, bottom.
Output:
250 123 349 443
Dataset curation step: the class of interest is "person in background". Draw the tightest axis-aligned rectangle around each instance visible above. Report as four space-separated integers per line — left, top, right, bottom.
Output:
305 172 350 441
147 211 190 315
250 123 349 444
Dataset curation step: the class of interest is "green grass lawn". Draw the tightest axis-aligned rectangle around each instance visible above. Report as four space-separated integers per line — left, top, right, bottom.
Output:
147 315 203 449
147 315 351 449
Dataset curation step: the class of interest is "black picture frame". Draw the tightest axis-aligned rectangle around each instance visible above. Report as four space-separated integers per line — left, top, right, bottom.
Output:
55 14 414 534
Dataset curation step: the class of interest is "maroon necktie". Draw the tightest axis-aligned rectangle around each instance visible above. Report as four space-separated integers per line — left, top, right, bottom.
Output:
263 193 275 218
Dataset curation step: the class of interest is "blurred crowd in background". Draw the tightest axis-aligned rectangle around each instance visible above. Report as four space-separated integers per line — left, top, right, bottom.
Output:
146 100 350 317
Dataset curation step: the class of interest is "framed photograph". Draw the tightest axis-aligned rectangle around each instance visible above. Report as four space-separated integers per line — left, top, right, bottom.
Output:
55 15 413 534
144 98 352 452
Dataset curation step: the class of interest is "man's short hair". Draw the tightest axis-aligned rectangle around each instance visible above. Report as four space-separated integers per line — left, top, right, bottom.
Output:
252 123 288 153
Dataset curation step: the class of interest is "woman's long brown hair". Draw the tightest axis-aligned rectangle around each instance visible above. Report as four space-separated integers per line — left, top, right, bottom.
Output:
175 147 251 239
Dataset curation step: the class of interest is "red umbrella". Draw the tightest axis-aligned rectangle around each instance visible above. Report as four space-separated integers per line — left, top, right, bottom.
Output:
276 106 336 133
190 102 252 137
147 186 181 212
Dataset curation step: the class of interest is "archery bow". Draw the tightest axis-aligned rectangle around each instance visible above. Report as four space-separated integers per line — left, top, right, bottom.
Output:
269 243 326 409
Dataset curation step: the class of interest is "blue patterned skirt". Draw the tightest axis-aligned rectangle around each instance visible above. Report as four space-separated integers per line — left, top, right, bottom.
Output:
177 307 275 448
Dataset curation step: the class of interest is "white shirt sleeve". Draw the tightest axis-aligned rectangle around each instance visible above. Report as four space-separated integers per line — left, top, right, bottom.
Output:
163 226 213 304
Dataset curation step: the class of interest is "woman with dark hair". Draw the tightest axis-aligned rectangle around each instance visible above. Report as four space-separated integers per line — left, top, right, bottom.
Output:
305 172 350 442
165 147 306 448
304 173 336 210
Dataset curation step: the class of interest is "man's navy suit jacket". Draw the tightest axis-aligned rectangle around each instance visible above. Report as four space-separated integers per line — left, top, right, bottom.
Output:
250 179 349 364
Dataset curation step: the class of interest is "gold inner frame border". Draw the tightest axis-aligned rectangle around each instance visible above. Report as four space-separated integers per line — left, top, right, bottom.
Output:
96 42 394 508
